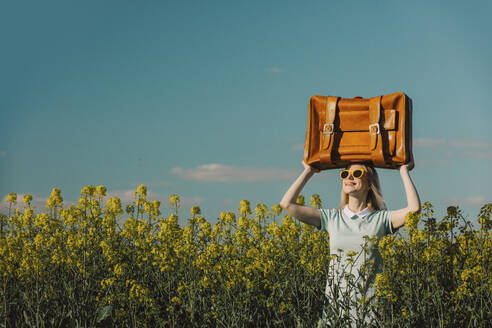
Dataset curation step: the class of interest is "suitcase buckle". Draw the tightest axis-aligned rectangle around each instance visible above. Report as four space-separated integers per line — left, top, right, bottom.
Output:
323 123 334 135
369 123 380 134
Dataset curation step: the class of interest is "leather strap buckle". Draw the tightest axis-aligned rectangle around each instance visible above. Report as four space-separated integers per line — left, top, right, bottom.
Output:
323 123 334 135
369 123 380 134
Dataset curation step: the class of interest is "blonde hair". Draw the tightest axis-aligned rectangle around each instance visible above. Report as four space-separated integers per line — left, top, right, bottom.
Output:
338 163 387 211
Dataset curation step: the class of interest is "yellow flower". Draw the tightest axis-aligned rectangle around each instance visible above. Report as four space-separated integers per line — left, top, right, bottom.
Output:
358 296 369 306
135 184 147 200
266 222 280 237
80 185 95 197
219 211 235 224
177 284 187 295
113 263 124 276
346 250 357 257
169 194 181 210
191 206 201 215
254 203 268 216
96 185 107 198
271 204 282 216
137 184 147 195
225 279 236 290
46 188 63 209
461 266 485 283
401 307 410 319
309 194 322 209
238 200 252 215
22 194 33 206
22 208 34 227
125 204 135 216
279 300 289 313
6 192 17 205
101 278 115 289
106 197 123 216
151 200 161 216
200 276 211 289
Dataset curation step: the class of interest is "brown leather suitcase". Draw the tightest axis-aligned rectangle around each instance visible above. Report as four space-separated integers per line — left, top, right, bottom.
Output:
303 91 413 170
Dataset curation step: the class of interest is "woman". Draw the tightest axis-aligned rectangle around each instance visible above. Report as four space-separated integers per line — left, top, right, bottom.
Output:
279 161 420 326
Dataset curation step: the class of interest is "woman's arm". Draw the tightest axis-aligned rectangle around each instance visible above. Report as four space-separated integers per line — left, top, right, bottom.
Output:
390 160 421 230
280 162 322 229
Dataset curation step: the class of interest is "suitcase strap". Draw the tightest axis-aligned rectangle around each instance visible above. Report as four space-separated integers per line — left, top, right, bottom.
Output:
369 96 385 165
320 96 339 163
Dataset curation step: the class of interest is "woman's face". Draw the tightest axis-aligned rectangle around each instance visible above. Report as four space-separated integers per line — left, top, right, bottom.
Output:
341 164 370 196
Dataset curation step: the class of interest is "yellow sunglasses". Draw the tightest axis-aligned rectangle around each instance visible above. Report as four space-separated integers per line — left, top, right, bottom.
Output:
340 168 366 180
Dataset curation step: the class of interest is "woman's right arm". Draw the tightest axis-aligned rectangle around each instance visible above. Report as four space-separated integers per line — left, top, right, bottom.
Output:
279 162 322 229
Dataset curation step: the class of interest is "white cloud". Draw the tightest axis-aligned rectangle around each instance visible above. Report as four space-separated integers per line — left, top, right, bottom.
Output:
448 140 492 149
414 138 447 148
414 138 492 150
291 143 305 151
180 197 204 206
463 151 492 160
414 158 450 167
449 196 489 206
106 190 136 203
413 138 492 165
170 163 298 182
266 67 285 73
223 198 236 207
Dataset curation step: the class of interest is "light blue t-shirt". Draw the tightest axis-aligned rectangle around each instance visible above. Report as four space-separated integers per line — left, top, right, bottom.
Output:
317 206 394 298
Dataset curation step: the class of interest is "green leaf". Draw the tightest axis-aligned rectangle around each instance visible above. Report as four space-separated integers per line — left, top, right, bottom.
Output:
96 305 112 323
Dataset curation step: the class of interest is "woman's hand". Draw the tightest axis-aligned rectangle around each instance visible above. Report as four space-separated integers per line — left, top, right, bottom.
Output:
302 161 321 175
399 157 415 172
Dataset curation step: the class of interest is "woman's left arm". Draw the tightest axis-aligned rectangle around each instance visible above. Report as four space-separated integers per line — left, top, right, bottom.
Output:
390 160 421 230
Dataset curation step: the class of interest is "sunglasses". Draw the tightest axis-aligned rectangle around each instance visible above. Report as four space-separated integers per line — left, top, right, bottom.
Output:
340 168 366 180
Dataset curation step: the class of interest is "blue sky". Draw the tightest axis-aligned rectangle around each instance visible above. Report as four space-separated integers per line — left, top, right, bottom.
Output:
2 0 491 225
